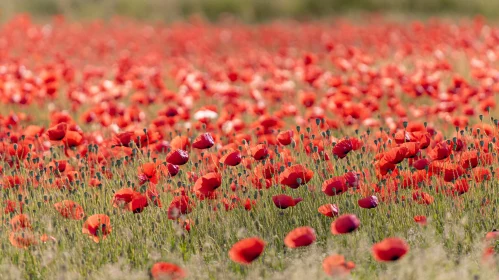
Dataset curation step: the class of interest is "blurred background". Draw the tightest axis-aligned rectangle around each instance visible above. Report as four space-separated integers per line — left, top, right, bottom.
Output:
0 0 496 22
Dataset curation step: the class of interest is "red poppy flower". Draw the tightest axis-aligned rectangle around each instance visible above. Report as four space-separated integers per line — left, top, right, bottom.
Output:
63 131 83 147
277 130 294 146
228 237 265 265
322 176 347 196
358 195 379 209
54 200 85 220
9 230 37 249
138 162 158 184
220 150 242 166
192 133 215 149
333 139 354 159
82 214 112 243
414 215 427 226
372 237 409 262
428 141 452 161
331 214 360 235
168 195 194 220
318 204 339 217
193 172 222 196
272 194 302 209
284 226 316 248
485 230 499 241
150 262 187 280
166 149 189 165
47 122 67 141
279 164 314 189
322 254 355 276
250 144 269 160
10 214 31 232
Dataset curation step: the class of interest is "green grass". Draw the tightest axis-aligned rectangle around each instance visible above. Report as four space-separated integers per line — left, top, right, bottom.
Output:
3 0 499 22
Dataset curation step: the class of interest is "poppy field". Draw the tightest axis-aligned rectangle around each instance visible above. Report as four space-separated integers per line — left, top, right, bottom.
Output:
2 14 499 279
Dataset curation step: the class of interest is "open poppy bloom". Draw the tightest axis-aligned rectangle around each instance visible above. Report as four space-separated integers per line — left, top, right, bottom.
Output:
46 122 67 141
372 237 409 262
193 172 222 196
82 214 112 243
10 214 31 234
272 194 302 209
229 237 265 265
112 188 149 213
249 144 269 160
284 226 316 248
322 176 348 196
54 200 85 220
277 130 294 146
138 162 158 184
322 254 355 276
168 195 194 220
150 262 187 280
9 230 37 249
318 204 339 217
331 214 360 235
279 165 314 189
414 215 427 226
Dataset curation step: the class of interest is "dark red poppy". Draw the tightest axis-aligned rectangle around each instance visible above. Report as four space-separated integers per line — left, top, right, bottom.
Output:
166 149 189 165
220 150 242 166
331 214 360 235
372 237 409 262
192 132 215 149
284 226 316 248
322 176 348 196
249 144 269 160
277 130 294 146
272 194 302 209
47 122 67 141
358 195 379 209
228 237 265 265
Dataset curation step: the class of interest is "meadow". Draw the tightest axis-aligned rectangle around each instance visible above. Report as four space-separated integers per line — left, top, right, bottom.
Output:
0 14 498 280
